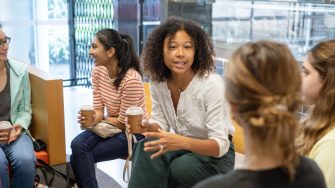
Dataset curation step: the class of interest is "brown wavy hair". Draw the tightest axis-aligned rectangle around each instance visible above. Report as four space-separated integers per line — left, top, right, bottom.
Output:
225 41 301 180
298 40 335 155
141 16 215 82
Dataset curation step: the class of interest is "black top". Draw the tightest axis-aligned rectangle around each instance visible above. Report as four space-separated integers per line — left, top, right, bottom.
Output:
0 61 11 122
194 156 326 188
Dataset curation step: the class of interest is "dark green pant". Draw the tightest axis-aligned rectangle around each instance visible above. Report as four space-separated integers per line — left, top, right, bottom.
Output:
128 139 235 188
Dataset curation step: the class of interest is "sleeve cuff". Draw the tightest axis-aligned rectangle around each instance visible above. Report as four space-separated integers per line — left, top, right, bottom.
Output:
210 137 230 158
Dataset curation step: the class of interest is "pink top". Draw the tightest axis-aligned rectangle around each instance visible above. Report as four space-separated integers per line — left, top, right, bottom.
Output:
92 66 148 123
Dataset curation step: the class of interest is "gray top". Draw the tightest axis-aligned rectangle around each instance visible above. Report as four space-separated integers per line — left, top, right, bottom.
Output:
0 61 11 122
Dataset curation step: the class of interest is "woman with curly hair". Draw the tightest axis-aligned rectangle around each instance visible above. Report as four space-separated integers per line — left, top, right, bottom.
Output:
298 40 335 188
195 40 326 188
127 17 235 188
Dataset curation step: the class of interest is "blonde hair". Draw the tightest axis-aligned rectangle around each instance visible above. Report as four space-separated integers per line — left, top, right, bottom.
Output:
299 40 335 155
225 41 301 180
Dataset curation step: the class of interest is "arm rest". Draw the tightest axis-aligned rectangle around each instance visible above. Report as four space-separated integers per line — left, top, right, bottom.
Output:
28 66 66 165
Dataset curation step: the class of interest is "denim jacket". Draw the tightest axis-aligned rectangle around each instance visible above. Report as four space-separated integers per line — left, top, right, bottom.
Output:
8 59 32 131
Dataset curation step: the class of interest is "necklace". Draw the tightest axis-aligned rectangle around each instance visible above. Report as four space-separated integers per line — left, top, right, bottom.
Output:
169 72 194 94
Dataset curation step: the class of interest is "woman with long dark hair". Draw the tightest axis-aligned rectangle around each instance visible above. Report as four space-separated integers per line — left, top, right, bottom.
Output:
70 28 148 188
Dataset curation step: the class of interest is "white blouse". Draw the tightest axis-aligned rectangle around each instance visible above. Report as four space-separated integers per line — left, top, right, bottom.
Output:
150 73 235 157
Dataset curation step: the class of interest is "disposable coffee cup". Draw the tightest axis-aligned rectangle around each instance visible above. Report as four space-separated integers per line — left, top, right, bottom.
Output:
0 121 12 143
126 107 143 133
80 105 95 127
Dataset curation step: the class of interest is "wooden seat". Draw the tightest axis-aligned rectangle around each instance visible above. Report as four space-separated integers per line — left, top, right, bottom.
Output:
9 65 66 181
143 82 152 118
28 66 66 165
232 120 245 154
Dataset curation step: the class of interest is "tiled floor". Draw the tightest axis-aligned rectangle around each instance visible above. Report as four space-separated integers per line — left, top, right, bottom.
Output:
63 86 245 188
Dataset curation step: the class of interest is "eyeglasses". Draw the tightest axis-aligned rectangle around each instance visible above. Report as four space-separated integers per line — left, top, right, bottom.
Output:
0 36 11 47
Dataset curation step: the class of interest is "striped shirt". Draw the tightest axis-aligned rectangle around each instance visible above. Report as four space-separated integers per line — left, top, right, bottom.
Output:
92 66 148 123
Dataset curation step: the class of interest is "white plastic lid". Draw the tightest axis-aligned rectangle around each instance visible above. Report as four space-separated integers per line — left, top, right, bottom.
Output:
80 105 94 110
126 107 143 115
0 121 12 130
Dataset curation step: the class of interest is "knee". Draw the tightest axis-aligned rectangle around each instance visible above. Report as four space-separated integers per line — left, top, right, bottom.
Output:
71 136 85 153
169 161 187 181
133 139 153 156
169 157 196 186
0 157 9 169
133 139 145 152
168 165 190 187
132 140 145 157
11 154 35 173
132 139 152 162
70 153 76 167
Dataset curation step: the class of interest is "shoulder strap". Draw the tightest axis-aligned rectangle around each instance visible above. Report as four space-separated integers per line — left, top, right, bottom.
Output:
123 132 137 182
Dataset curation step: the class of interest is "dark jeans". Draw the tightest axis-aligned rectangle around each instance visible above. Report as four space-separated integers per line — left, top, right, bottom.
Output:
70 130 144 188
128 138 235 188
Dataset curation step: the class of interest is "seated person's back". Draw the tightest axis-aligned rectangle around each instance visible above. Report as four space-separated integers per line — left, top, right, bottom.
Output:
196 156 324 188
194 40 326 188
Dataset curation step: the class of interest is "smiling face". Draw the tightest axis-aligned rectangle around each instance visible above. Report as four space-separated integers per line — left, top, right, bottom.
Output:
0 30 9 63
301 55 324 105
89 36 114 67
163 30 195 77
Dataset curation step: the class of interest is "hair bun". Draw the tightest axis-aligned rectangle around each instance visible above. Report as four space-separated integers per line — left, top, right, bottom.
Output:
247 104 289 128
249 116 265 127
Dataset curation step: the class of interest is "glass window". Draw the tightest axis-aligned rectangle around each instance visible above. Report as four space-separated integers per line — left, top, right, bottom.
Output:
0 0 70 79
211 1 335 63
141 0 335 76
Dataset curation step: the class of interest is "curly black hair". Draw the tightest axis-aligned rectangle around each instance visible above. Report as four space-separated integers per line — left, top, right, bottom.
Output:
141 16 215 82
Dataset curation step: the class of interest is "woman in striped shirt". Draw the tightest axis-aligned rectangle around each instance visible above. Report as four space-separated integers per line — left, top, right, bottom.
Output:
70 28 148 188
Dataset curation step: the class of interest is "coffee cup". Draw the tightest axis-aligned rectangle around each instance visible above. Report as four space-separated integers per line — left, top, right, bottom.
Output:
126 107 143 133
80 105 95 127
0 121 12 143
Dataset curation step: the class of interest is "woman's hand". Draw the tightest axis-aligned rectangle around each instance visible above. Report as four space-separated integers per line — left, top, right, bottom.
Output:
143 129 187 159
8 124 22 143
78 110 96 127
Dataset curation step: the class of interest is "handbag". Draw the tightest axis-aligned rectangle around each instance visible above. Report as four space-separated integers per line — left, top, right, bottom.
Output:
35 159 76 188
33 139 47 151
82 121 123 138
27 131 47 151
